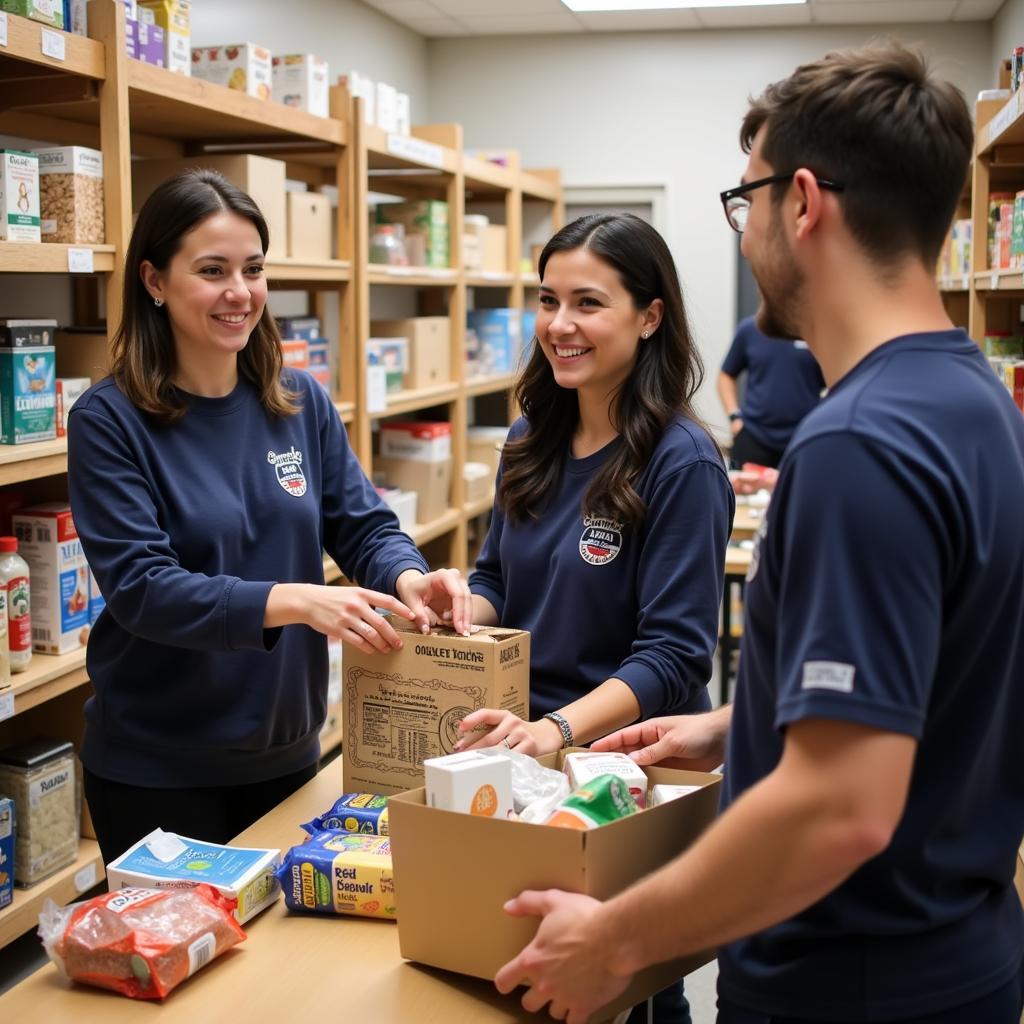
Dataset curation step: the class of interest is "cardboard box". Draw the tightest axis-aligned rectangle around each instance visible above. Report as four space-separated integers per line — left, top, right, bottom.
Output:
341 70 374 124
0 0 63 28
286 191 331 260
0 797 13 911
389 755 721 1021
281 338 309 372
134 17 165 67
0 347 56 444
273 54 329 118
12 504 89 654
374 456 452 523
131 154 287 259
466 308 522 376
379 487 417 532
370 317 451 389
54 328 109 384
377 200 448 268
139 0 190 75
0 150 40 243
367 338 408 394
463 461 491 502
482 224 508 274
467 425 509 478
342 617 529 796
376 81 399 133
192 43 272 100
56 377 90 437
36 146 105 245
380 420 451 461
0 319 57 348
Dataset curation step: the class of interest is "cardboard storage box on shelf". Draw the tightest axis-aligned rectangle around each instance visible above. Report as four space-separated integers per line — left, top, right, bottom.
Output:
12 503 90 654
377 200 448 269
370 317 451 389
380 420 451 461
467 425 509 478
1 150 41 243
286 191 331 260
389 755 721 1021
272 54 329 118
139 0 190 75
0 0 63 27
192 43 273 100
463 214 488 271
53 328 109 383
482 224 508 274
463 461 491 503
36 146 105 245
132 154 287 260
374 456 452 524
342 617 529 796
0 346 56 445
379 486 417 532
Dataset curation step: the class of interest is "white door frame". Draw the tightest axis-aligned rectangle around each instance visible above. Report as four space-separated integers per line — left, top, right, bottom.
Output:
563 184 669 234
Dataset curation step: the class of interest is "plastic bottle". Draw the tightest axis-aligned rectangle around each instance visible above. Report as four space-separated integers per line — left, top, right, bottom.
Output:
0 536 31 673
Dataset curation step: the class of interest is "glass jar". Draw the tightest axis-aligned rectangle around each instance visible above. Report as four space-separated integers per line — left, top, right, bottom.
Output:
369 223 408 266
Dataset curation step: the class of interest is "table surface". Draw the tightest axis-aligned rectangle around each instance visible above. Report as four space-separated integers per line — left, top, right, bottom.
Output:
0 768 551 1022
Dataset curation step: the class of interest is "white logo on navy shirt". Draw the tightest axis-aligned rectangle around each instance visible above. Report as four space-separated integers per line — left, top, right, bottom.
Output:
801 661 856 693
267 447 307 497
579 516 623 565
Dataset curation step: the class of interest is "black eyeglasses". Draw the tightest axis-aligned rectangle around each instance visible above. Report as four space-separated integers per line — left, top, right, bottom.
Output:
720 172 845 233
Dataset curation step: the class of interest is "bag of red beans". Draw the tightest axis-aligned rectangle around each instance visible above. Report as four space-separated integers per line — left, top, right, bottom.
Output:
38 885 246 999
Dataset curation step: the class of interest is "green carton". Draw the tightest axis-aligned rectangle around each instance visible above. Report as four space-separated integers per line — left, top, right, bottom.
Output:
0 346 57 445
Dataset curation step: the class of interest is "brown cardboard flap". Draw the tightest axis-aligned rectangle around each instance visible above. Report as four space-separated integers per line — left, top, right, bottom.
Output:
391 615 528 642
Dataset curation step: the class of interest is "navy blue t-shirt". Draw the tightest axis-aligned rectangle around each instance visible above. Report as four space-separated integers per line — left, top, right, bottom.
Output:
68 371 427 788
469 416 733 720
721 316 824 452
718 330 1024 1019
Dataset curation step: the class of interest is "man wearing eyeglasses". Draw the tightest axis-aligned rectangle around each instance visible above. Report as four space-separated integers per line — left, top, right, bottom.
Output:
493 42 1024 1024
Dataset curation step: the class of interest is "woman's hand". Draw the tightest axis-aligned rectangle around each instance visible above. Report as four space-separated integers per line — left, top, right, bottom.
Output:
590 708 731 772
395 568 472 635
454 708 564 757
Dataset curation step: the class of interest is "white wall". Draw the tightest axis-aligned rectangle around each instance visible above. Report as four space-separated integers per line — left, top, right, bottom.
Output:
991 0 1024 77
428 23 992 431
191 0 431 107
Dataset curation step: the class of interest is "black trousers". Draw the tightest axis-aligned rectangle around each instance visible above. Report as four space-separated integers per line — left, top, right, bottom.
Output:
729 427 784 471
626 980 691 1024
84 762 318 866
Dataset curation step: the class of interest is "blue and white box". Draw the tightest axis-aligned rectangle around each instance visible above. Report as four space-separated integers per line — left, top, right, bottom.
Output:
0 797 14 911
466 308 522 375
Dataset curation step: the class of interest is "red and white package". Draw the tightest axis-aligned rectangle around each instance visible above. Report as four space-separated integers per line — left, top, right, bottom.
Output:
38 885 246 999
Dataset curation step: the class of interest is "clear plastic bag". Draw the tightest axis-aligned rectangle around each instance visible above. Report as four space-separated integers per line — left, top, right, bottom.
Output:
474 747 570 820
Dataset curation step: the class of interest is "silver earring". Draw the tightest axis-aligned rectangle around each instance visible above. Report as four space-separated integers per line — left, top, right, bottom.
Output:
154 297 164 307
641 330 650 339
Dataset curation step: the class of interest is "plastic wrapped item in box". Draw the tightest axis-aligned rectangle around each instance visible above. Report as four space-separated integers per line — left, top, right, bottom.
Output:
0 737 78 887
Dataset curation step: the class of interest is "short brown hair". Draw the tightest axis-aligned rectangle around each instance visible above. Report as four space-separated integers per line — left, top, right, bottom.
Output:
112 169 298 422
741 42 972 268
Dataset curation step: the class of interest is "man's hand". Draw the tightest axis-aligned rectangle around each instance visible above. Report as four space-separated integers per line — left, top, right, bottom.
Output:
591 708 731 772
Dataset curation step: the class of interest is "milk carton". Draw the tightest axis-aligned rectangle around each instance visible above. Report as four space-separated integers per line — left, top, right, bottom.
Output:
12 504 90 654
0 347 56 445
564 751 649 809
1 151 41 243
424 751 514 819
272 54 329 118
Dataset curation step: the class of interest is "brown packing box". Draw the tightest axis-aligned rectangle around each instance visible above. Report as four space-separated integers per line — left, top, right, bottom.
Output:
342 617 529 796
375 455 451 523
287 191 332 260
54 329 109 383
131 155 288 260
467 427 508 479
389 754 721 1022
482 224 508 274
370 317 451 389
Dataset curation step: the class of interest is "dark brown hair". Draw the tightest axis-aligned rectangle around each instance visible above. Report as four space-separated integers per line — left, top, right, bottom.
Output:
740 41 972 268
112 168 298 422
500 213 709 530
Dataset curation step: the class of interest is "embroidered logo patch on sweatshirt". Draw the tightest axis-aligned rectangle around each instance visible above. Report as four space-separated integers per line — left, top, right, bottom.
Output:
579 516 623 565
268 447 307 497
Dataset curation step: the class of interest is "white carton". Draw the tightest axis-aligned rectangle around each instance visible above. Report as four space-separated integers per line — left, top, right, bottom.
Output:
192 43 272 100
379 421 452 462
424 751 514 819
272 54 329 118
56 376 91 437
106 828 281 924
342 70 375 124
564 751 649 809
0 151 40 243
376 81 399 133
11 504 89 655
651 783 703 806
396 92 411 136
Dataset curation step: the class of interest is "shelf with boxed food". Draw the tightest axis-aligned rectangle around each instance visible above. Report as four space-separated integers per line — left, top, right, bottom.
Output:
0 7 105 78
366 265 459 287
408 508 461 547
0 837 103 950
0 242 116 274
520 169 562 203
465 271 515 288
7 647 90 716
937 275 970 292
0 436 68 486
363 124 459 175
462 153 516 195
974 269 1024 292
368 382 460 419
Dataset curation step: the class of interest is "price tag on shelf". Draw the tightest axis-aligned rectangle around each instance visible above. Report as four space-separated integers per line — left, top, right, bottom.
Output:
41 27 66 62
0 13 8 48
0 690 13 723
386 133 444 169
74 863 98 893
68 247 94 273
387 266 414 276
991 271 998 291
366 366 387 414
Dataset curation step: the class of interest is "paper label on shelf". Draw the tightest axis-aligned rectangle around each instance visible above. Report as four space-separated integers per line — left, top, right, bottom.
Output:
75 862 98 893
386 134 444 169
386 266 414 276
367 366 387 413
991 271 998 291
41 28 66 62
0 691 12 723
0 13 8 48
68 247 94 273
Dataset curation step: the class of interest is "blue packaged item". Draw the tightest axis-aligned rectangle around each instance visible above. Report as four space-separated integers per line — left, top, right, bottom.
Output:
302 792 389 836
277 317 321 343
521 310 537 347
466 309 522 374
0 796 13 911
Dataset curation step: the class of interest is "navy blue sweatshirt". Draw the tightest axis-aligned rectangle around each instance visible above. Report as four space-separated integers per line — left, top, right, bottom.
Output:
68 371 427 788
470 416 734 721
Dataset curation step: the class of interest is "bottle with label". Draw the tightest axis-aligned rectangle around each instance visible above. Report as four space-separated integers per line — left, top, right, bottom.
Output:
0 536 31 673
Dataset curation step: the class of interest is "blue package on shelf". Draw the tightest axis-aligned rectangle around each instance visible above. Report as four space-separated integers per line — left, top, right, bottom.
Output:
277 317 321 342
0 796 14 911
466 308 522 375
308 340 329 368
521 310 538 346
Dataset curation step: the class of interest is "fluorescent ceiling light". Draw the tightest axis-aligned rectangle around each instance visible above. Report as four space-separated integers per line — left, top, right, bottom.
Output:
562 0 806 10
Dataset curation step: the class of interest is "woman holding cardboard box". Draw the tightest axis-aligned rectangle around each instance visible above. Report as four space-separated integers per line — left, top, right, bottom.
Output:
67 170 470 867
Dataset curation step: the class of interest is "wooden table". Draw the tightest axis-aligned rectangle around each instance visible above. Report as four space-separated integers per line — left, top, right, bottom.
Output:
0 768 605 1023
730 505 764 542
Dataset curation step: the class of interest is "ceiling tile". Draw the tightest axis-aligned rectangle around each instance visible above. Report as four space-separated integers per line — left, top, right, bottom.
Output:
574 9 702 30
458 12 584 34
402 15 472 35
361 0 443 17
951 0 1005 18
433 0 566 13
811 0 956 21
697 4 814 27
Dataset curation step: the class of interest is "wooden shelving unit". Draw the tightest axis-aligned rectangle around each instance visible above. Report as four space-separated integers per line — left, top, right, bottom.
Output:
0 6 563 949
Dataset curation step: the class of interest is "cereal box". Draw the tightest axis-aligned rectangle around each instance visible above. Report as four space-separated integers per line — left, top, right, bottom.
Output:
1 151 41 244
12 504 90 654
36 146 105 245
0 0 63 28
272 54 329 118
192 43 272 100
0 347 56 444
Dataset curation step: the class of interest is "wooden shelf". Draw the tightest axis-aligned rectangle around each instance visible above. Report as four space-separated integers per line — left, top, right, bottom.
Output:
372 382 460 418
520 170 561 203
323 554 344 584
364 125 459 174
725 546 753 577
0 839 104 950
266 258 351 283
463 154 516 194
366 265 459 287
464 373 516 397
9 649 89 716
979 89 1024 154
520 272 541 287
335 401 356 423
0 437 68 486
0 10 105 79
463 492 495 519
973 269 1024 293
466 271 515 288
0 242 116 274
937 274 970 293
408 509 462 546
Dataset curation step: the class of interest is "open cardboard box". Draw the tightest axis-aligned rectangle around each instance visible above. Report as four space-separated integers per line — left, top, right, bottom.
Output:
389 750 721 1021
